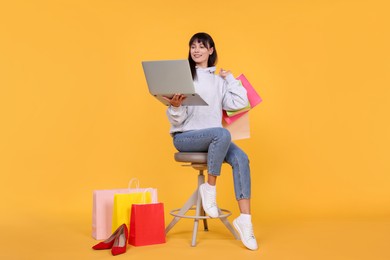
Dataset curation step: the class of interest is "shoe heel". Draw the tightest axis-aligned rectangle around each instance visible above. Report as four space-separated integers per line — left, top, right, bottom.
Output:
92 224 126 250
111 224 128 256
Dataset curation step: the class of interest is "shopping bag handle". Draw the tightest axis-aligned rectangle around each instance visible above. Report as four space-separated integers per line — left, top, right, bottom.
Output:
139 188 154 204
128 178 140 190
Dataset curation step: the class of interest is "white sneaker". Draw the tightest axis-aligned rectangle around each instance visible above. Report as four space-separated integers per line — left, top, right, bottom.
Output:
199 183 219 218
233 218 259 250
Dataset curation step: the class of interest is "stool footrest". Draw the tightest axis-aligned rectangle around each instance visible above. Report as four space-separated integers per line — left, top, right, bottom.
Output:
170 207 232 219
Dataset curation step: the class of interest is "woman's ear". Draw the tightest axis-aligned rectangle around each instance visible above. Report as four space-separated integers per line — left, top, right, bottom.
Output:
209 47 214 55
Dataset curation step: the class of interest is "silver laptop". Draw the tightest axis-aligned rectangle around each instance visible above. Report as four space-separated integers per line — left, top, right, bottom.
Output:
142 59 208 106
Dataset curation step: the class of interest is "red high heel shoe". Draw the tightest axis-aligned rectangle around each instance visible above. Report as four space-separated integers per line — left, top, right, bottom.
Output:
111 223 128 256
92 224 126 250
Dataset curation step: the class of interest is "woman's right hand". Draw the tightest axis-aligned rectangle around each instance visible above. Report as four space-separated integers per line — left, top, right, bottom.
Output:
163 93 187 107
219 68 231 79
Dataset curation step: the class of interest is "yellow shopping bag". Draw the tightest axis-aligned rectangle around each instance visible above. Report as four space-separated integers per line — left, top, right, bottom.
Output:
111 180 155 233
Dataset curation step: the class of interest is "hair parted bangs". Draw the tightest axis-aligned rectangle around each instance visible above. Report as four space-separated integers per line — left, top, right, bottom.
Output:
188 32 218 80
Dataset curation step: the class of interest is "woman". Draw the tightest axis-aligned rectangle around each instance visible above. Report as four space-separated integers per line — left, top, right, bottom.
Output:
164 32 258 251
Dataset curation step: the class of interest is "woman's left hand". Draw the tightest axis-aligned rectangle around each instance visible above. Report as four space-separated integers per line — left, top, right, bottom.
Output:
219 68 231 79
162 93 187 107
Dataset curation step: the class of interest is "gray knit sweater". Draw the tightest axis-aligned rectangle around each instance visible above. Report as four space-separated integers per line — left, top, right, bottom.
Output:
166 66 248 134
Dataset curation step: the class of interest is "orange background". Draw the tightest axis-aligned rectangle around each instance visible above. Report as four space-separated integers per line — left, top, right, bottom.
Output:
0 0 389 259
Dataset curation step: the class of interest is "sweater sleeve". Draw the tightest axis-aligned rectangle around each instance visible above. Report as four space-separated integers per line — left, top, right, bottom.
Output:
166 105 188 126
221 74 249 111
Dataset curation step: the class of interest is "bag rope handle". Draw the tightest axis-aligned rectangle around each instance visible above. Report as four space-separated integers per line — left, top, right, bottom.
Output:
139 188 154 204
128 178 140 191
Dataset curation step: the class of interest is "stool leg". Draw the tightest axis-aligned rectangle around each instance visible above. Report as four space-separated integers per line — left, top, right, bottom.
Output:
191 188 202 246
201 208 208 231
191 169 206 246
218 208 240 240
199 170 208 231
165 189 198 234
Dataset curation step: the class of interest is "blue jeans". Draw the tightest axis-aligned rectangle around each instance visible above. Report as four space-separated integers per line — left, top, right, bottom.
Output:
173 127 251 200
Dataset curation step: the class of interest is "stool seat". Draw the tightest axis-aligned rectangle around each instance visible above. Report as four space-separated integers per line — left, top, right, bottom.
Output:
174 152 207 163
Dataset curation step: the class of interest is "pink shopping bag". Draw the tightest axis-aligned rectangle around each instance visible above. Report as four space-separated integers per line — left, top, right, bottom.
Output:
223 74 262 125
92 188 133 240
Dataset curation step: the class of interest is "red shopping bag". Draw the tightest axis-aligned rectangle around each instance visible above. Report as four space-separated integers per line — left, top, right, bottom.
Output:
129 202 166 246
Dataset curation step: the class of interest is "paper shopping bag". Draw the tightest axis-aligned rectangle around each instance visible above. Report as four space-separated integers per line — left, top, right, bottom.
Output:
225 80 252 117
129 203 166 246
92 188 136 240
112 191 153 233
223 74 262 125
223 112 250 140
92 179 158 240
237 74 262 107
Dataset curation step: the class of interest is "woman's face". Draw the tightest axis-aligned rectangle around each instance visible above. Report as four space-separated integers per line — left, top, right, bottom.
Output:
190 40 214 68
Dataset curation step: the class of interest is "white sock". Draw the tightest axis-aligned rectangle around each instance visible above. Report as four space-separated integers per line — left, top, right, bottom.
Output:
238 213 252 224
205 182 216 192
